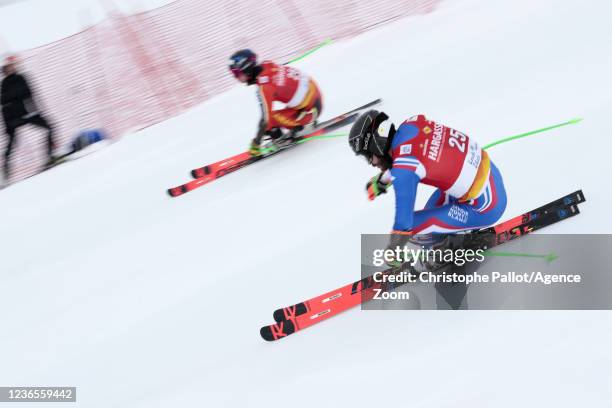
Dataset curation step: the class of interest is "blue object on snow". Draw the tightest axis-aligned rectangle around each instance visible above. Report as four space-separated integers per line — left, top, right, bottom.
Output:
71 129 107 152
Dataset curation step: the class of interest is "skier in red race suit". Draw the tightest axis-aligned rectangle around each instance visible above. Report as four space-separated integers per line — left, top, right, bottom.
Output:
228 49 322 156
349 110 507 248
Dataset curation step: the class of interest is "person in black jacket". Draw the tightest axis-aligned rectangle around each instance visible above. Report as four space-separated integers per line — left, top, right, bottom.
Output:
1 55 55 183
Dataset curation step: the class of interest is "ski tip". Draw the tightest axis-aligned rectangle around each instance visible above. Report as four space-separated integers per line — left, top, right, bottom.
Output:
559 204 579 217
574 189 585 204
273 303 308 322
272 309 284 323
167 187 180 197
260 319 296 342
191 166 211 179
167 185 187 197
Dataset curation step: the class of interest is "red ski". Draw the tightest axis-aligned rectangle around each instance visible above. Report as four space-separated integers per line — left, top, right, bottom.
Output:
167 99 381 197
260 190 585 341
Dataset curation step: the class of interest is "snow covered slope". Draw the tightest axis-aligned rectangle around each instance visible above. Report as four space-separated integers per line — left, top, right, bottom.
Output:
1 0 611 407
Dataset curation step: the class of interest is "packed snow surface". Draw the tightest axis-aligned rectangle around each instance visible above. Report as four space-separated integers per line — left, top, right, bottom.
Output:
1 0 611 406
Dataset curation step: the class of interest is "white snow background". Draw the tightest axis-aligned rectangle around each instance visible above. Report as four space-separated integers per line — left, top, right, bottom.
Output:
1 0 611 406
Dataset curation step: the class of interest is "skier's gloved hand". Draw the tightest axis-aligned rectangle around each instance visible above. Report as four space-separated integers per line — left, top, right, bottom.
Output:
249 140 262 156
366 173 390 201
386 257 403 270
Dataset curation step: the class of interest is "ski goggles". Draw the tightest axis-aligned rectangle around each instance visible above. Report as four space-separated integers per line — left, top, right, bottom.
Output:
229 66 243 78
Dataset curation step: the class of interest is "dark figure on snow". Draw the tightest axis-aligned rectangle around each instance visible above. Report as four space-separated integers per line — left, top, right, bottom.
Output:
1 55 55 184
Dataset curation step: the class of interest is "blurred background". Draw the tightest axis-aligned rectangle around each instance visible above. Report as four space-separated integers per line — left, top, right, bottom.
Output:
2 1 612 406
0 0 436 183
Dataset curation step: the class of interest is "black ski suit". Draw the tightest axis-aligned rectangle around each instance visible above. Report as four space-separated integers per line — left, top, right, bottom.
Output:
1 72 54 180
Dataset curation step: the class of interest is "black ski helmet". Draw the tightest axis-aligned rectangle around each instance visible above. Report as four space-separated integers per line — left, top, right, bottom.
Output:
229 49 258 80
349 110 394 161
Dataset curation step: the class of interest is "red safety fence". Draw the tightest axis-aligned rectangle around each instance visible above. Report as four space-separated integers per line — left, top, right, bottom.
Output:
2 0 438 183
